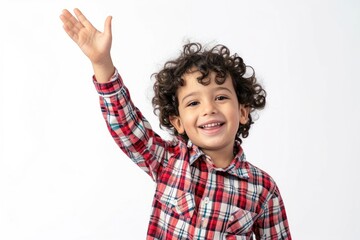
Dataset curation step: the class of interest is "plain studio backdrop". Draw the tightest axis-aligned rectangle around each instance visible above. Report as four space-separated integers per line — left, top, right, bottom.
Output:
0 0 359 239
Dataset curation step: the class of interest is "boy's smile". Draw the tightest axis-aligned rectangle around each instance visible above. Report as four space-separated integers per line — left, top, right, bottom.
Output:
170 69 249 168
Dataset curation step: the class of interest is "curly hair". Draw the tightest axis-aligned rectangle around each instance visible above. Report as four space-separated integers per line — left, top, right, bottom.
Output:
152 42 266 143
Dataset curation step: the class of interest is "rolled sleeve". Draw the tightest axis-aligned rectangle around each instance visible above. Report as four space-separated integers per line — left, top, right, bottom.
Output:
93 68 124 97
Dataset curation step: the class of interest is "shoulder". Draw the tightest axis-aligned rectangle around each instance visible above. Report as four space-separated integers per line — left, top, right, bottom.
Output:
242 160 279 196
160 137 189 163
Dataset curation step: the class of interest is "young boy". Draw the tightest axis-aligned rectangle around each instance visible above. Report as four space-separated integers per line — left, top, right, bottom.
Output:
60 8 291 240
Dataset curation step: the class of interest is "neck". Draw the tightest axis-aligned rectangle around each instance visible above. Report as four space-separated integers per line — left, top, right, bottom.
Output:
202 146 234 169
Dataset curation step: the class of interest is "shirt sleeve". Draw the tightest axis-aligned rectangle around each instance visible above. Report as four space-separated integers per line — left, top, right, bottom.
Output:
93 69 170 181
253 184 291 239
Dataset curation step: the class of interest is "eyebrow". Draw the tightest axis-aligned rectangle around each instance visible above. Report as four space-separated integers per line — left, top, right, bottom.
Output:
180 86 233 104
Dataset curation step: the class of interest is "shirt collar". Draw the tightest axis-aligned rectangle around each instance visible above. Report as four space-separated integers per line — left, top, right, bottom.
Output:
188 140 205 165
187 140 249 179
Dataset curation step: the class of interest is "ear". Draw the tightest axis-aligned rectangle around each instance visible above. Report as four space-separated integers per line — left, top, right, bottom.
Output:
239 105 250 125
169 116 185 134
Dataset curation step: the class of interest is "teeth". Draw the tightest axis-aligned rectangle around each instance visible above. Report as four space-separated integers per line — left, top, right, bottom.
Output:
201 123 221 128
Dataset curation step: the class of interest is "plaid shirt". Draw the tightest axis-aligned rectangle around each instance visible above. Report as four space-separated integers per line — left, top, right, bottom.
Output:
93 70 291 240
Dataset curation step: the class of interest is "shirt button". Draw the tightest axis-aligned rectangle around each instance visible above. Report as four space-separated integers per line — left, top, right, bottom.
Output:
201 218 206 227
204 197 210 204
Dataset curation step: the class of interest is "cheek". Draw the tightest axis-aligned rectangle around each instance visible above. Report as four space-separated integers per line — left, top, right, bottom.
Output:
181 113 198 131
182 116 196 129
228 107 242 125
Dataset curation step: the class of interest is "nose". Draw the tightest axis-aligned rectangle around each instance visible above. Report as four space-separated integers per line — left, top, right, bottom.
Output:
202 100 217 116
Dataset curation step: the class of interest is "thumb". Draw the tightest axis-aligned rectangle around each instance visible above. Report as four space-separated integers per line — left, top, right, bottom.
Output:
104 16 112 36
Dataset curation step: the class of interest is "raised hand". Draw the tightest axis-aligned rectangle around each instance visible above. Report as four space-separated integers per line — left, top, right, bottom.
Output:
60 8 115 83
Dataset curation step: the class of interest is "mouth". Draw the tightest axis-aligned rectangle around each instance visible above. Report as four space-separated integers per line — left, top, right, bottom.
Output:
199 122 224 129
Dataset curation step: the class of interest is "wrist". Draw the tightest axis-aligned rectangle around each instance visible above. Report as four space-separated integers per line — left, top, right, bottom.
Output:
92 57 115 83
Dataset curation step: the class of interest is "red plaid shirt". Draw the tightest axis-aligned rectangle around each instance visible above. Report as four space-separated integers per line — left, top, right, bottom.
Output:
93 70 291 239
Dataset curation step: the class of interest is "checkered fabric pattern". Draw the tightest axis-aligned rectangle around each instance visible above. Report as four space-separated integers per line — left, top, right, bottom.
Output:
93 69 291 240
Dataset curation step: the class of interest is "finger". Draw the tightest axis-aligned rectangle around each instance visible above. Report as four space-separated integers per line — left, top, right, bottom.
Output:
60 10 81 42
104 16 112 37
60 9 83 36
60 9 79 28
73 8 94 30
60 9 72 21
62 23 80 43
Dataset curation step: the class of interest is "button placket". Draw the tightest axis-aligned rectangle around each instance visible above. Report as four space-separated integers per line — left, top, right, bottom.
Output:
199 197 211 229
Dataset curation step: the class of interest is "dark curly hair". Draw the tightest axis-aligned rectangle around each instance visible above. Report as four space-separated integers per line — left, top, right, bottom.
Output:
152 43 266 143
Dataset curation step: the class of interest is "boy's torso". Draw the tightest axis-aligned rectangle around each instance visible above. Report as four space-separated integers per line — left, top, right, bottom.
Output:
148 140 273 240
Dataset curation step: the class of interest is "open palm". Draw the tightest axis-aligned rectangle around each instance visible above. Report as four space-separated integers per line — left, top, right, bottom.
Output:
60 8 112 65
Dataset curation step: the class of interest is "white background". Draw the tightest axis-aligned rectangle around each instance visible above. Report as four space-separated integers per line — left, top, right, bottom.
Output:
0 0 359 239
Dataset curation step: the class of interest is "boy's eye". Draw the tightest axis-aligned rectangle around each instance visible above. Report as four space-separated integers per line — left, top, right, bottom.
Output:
187 101 199 107
216 96 228 101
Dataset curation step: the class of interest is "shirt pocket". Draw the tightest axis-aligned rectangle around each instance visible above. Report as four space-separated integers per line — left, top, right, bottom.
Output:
155 186 195 220
226 208 257 236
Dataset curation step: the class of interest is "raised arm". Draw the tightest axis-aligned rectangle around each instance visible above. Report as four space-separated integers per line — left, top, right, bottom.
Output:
60 8 114 83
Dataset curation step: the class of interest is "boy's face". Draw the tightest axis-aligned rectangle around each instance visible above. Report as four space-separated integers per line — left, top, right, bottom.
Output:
170 69 249 159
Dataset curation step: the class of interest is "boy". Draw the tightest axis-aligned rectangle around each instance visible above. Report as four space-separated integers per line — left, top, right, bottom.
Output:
60 8 291 240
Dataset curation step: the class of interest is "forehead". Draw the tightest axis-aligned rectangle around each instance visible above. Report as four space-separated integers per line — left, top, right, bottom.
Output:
177 69 235 98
